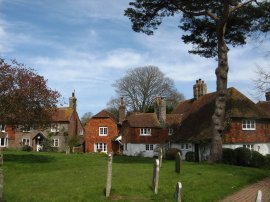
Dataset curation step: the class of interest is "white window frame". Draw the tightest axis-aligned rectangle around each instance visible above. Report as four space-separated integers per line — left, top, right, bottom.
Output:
51 124 60 133
99 127 108 136
168 128 174 136
0 124 5 132
242 120 256 130
79 129 84 136
95 143 107 152
0 137 8 147
145 144 154 151
52 139 59 147
243 144 254 150
22 138 30 146
140 128 151 136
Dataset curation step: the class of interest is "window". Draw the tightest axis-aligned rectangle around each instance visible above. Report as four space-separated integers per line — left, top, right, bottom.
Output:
95 143 107 152
51 124 60 132
99 127 108 136
168 128 174 136
242 120 256 130
52 139 59 147
186 144 189 150
0 124 5 132
243 144 254 150
0 137 7 147
79 129 84 136
22 138 30 146
145 144 154 151
140 128 151 136
181 144 184 149
22 126 31 132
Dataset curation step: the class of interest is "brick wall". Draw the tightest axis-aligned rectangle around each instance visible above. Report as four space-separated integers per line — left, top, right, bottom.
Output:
85 117 119 153
223 118 270 143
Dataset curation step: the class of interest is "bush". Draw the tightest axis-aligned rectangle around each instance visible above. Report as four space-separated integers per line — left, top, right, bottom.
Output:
235 147 251 166
222 148 236 165
21 145 32 152
265 154 270 169
185 151 195 162
165 148 181 160
250 151 265 168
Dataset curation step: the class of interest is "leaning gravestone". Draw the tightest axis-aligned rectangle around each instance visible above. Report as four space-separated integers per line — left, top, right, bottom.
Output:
158 147 163 168
175 152 182 173
106 153 113 197
175 182 182 202
0 154 3 166
152 159 160 194
0 169 3 202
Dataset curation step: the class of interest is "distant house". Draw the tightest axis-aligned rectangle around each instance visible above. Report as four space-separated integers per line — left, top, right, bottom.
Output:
14 92 85 152
122 97 182 157
0 124 16 149
171 79 270 161
85 98 125 154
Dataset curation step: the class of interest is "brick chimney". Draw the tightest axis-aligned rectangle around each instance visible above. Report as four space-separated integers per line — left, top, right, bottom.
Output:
119 97 126 124
266 92 270 101
193 79 207 100
154 96 166 127
69 91 77 111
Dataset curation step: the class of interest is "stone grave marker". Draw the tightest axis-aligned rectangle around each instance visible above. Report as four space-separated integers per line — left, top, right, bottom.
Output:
175 152 182 173
175 182 182 202
0 169 3 202
256 190 262 202
158 147 163 168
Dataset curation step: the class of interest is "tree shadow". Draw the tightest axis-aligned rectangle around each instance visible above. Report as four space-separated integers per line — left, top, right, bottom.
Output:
3 153 55 164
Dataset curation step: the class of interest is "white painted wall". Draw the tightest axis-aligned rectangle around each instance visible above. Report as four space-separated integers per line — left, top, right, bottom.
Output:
123 143 159 157
223 143 270 155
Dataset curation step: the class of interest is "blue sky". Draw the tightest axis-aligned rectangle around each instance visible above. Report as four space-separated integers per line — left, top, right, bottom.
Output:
0 0 269 117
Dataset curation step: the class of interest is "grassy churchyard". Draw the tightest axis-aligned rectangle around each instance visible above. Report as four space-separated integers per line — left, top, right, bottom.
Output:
2 150 270 202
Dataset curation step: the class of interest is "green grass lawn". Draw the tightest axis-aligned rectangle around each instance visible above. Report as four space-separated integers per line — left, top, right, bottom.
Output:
1 150 270 202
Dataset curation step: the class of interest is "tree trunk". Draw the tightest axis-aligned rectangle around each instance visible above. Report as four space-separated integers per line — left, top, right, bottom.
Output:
209 27 229 163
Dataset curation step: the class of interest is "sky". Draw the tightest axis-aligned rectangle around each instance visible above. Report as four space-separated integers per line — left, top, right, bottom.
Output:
0 0 269 117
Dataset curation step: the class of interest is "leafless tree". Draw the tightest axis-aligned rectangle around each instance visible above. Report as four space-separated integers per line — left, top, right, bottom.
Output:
253 66 270 99
112 65 184 112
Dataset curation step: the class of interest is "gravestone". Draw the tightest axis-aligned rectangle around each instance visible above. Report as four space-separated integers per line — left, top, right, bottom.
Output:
175 182 182 202
152 159 160 194
175 152 182 173
256 190 262 202
65 146 70 154
158 147 163 168
106 153 113 197
0 169 3 202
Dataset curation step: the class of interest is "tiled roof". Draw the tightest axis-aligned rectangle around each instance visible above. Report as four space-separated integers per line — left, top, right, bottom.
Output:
257 101 270 115
171 87 270 143
126 113 161 128
166 114 182 128
92 110 119 123
51 107 74 122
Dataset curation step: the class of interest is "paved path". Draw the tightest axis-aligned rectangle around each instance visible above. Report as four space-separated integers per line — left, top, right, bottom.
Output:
220 177 270 202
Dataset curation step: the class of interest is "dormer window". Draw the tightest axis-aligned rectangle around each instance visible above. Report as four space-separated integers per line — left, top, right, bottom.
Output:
168 128 174 136
242 120 256 130
140 128 151 136
51 124 60 133
22 126 31 133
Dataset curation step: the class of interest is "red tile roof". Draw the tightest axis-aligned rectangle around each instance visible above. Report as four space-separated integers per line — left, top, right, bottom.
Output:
51 107 74 122
126 113 161 128
92 110 119 123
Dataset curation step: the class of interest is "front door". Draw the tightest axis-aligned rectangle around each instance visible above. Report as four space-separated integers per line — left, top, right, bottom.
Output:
36 139 43 151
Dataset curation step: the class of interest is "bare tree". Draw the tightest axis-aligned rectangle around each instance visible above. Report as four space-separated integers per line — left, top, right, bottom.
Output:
112 65 184 112
253 66 270 99
81 112 93 126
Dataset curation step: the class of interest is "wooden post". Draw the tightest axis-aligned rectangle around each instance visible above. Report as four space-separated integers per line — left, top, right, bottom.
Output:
256 190 262 202
158 146 163 168
0 169 3 202
106 153 113 197
175 152 182 173
175 182 182 202
152 159 160 194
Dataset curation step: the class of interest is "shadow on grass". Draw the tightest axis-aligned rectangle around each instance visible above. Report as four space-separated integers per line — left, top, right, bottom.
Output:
113 155 155 164
3 153 55 164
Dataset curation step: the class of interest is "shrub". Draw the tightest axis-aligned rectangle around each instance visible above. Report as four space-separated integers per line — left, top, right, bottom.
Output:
222 148 235 165
165 148 181 160
21 145 32 152
250 151 265 168
185 151 195 162
265 154 270 169
234 147 251 166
